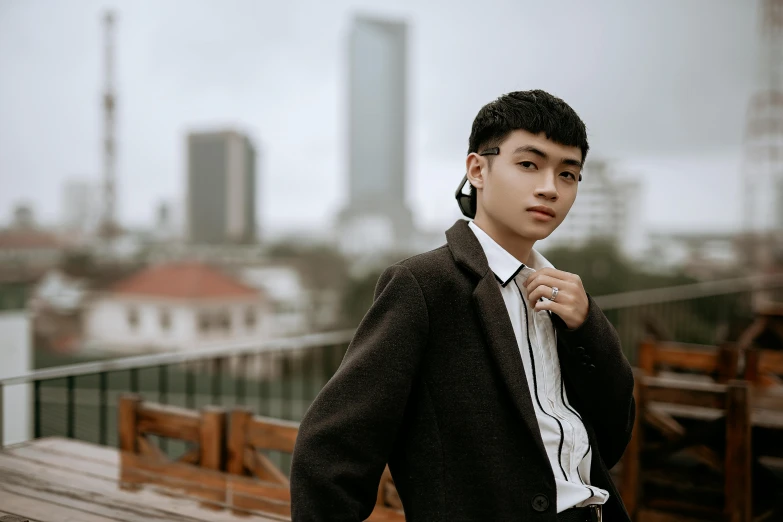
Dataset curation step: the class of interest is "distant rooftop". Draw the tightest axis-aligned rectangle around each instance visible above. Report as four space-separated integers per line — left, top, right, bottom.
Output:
0 229 63 249
110 261 259 300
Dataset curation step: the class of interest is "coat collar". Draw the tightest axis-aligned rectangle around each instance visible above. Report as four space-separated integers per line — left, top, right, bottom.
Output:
445 218 550 466
467 221 555 287
445 219 490 280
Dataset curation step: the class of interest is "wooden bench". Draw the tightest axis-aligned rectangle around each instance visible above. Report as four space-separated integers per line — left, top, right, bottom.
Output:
637 340 739 383
118 394 226 470
620 370 752 522
117 396 404 520
744 348 783 389
227 407 404 520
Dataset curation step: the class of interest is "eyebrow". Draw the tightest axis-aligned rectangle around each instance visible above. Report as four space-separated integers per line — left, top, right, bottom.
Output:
512 145 582 168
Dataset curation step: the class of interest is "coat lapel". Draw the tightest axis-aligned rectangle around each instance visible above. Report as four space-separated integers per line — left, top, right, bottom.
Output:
446 220 548 463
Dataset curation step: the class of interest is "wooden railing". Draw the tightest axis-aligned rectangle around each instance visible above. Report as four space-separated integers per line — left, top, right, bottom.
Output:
118 394 226 469
622 339 783 521
117 394 404 520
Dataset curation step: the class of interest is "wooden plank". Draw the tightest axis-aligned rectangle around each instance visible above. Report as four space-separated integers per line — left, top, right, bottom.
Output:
759 349 783 374
621 372 643 518
228 477 290 503
22 437 120 466
120 452 228 499
638 340 656 375
119 395 141 453
136 402 201 443
754 387 783 411
648 403 723 422
715 344 739 383
655 348 718 373
6 443 119 481
645 408 685 439
227 408 252 475
120 457 292 519
0 514 33 522
759 455 783 470
119 465 226 509
643 409 723 471
644 378 727 410
0 453 239 522
199 406 226 471
0 489 118 522
245 416 299 454
177 447 200 466
245 448 289 485
725 382 751 522
137 435 167 461
753 408 783 429
2 439 283 521
0 470 168 522
230 493 290 517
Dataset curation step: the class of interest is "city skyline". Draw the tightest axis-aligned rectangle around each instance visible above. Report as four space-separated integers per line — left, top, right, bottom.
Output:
0 0 761 238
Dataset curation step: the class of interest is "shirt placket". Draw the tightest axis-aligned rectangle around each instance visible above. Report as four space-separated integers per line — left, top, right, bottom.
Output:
518 269 577 480
519 268 582 480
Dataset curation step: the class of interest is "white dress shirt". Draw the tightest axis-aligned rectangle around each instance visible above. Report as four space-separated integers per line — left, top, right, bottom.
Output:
469 221 609 513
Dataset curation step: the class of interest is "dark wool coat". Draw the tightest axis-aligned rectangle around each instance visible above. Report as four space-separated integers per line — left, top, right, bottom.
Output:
290 219 635 522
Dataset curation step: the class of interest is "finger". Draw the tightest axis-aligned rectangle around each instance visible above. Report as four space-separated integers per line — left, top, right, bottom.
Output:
524 274 572 294
529 284 569 304
523 269 571 289
527 284 552 304
532 297 569 316
526 268 578 286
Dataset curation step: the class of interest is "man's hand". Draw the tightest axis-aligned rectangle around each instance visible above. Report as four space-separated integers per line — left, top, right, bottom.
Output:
523 268 588 330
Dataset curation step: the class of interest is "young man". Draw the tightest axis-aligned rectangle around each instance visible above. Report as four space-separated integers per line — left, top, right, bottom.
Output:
290 90 635 522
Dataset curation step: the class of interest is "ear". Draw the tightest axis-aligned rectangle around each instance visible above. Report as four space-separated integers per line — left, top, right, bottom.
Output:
465 152 486 190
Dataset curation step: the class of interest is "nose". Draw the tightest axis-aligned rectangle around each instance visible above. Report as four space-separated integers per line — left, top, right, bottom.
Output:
535 172 558 201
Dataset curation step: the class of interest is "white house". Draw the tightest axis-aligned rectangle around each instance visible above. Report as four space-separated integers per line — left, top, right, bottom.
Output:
239 265 310 337
83 261 269 354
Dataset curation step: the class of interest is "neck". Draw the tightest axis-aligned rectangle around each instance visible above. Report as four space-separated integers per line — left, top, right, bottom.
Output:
472 213 536 266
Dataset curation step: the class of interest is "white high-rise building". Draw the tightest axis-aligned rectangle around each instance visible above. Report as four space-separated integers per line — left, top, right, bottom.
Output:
336 15 414 255
541 160 645 257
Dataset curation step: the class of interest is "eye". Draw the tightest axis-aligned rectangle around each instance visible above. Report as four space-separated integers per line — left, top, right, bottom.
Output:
518 161 537 170
560 171 578 181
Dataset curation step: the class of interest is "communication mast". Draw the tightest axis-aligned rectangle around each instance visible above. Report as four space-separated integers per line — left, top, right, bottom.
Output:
740 0 783 268
99 11 119 240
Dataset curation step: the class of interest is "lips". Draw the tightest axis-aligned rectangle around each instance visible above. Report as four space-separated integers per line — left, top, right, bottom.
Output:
526 206 556 218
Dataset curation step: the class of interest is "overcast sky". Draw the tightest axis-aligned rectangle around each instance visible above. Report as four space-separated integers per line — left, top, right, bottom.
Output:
0 0 762 238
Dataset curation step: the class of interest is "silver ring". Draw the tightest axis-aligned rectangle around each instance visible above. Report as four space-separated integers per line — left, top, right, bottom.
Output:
551 287 559 302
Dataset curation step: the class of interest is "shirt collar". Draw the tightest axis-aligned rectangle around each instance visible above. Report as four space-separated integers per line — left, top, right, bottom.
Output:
468 221 554 287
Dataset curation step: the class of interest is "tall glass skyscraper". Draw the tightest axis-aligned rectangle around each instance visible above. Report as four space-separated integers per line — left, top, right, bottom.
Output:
337 15 414 255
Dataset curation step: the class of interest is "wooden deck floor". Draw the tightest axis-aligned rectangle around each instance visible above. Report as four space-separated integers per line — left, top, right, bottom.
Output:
0 437 283 522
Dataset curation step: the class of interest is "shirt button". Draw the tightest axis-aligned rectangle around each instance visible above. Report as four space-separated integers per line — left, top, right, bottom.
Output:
531 494 550 512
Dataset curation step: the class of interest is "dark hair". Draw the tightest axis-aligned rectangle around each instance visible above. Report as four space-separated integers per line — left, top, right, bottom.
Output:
462 89 589 217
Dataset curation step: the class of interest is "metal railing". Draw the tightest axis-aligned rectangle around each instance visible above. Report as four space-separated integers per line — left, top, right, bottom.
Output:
2 273 782 451
0 329 354 449
595 273 783 362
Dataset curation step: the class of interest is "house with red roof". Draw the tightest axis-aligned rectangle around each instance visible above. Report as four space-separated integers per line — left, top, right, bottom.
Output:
82 261 269 353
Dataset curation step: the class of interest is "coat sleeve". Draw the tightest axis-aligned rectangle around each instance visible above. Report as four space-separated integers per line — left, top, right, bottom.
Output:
552 295 635 469
290 264 428 521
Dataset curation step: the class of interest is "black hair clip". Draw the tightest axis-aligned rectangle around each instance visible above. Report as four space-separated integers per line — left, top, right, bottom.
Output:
454 147 500 218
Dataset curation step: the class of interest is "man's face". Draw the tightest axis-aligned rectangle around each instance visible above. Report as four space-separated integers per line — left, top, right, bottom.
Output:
466 129 582 242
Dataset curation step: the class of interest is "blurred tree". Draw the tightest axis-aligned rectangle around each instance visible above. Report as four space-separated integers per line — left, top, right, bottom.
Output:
541 240 696 296
340 266 385 328
265 242 349 292
60 250 95 278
